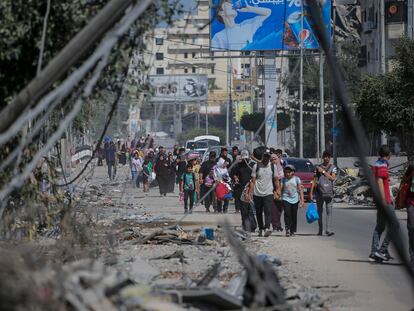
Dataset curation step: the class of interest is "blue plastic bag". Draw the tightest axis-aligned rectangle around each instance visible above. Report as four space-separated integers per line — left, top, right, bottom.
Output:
306 202 319 224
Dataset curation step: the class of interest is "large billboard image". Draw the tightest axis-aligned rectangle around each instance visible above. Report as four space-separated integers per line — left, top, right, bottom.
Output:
149 74 208 102
210 0 331 51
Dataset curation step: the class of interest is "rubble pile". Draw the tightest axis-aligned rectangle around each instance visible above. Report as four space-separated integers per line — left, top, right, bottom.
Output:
334 166 404 205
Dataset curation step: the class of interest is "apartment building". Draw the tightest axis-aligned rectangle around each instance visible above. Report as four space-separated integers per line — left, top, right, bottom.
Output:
360 0 413 73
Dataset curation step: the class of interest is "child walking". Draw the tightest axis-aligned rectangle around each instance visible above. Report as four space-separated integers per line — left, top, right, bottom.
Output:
281 164 304 236
180 164 198 214
142 159 151 193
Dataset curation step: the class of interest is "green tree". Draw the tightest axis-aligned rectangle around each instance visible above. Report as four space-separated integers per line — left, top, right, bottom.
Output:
355 37 414 154
240 112 291 143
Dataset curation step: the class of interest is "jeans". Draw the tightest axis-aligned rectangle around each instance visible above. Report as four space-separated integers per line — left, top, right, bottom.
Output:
253 195 273 231
107 161 115 180
408 205 414 263
131 171 138 187
203 186 217 211
184 189 195 211
283 200 298 233
217 199 229 213
271 199 283 229
371 204 396 254
317 196 333 233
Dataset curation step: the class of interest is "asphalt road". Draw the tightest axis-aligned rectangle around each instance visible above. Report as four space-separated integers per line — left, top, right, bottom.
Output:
296 204 414 309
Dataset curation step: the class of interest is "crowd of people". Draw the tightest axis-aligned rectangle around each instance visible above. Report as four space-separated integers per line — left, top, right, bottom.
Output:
96 136 414 267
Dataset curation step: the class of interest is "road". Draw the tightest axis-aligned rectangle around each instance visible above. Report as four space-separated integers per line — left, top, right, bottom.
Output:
95 165 414 310
293 205 414 310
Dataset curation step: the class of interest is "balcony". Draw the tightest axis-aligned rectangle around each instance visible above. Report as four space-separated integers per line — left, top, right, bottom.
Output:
167 44 210 53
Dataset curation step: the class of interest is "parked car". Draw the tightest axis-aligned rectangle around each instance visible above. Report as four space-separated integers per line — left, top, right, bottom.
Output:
283 157 315 200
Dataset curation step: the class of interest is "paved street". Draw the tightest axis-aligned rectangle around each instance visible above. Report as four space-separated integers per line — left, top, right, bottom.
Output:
93 165 414 310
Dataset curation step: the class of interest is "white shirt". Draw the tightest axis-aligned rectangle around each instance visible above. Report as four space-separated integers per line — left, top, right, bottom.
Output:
211 16 267 50
132 158 142 172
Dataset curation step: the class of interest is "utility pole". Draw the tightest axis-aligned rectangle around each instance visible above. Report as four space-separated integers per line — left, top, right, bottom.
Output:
319 51 325 155
332 0 338 166
316 105 320 160
409 0 414 39
226 52 231 146
380 0 388 145
205 100 208 135
299 1 304 158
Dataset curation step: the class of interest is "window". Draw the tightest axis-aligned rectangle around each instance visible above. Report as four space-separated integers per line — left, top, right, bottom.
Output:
184 68 188 73
155 38 163 45
184 52 188 58
192 67 196 73
156 67 164 74
155 53 163 60
211 66 215 74
192 52 196 58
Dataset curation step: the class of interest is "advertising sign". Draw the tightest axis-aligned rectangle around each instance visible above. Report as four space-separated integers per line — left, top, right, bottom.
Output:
234 101 253 121
210 0 331 51
149 74 208 102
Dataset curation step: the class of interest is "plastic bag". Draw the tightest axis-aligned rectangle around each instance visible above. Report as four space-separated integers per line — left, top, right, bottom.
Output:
306 202 319 224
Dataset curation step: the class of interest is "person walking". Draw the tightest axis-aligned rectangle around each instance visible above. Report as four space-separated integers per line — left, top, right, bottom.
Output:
180 164 198 214
214 157 231 213
167 153 176 193
106 141 117 180
199 151 218 212
155 153 170 196
233 150 257 232
310 150 337 236
248 151 280 237
368 146 398 262
281 165 304 236
270 152 285 232
400 164 414 268
142 159 151 193
131 152 142 188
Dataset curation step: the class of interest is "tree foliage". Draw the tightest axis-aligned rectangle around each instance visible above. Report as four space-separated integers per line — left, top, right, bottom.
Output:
355 37 414 138
240 112 291 143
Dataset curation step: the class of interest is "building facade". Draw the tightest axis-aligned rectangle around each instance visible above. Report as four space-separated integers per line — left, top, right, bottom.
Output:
360 0 413 73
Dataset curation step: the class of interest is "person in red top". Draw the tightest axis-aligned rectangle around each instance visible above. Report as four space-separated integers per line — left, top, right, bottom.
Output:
403 164 414 268
369 145 396 262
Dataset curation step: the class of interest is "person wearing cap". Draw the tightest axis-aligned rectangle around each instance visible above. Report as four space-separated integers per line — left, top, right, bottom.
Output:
233 150 257 231
281 164 304 236
199 151 218 212
310 150 337 236
271 152 285 232
249 152 280 237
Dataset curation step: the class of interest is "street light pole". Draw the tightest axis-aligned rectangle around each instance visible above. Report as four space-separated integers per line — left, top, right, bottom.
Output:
319 50 325 155
332 0 338 166
299 1 304 158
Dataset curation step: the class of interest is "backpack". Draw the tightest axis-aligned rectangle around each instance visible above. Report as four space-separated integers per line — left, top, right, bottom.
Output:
316 164 334 197
395 174 413 209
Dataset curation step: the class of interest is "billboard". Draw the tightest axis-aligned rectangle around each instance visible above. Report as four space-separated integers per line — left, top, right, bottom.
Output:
149 74 208 102
210 0 331 51
234 101 253 121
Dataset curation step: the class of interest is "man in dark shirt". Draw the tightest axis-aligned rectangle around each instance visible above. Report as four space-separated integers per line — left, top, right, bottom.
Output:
199 151 217 212
233 150 256 231
231 146 239 165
